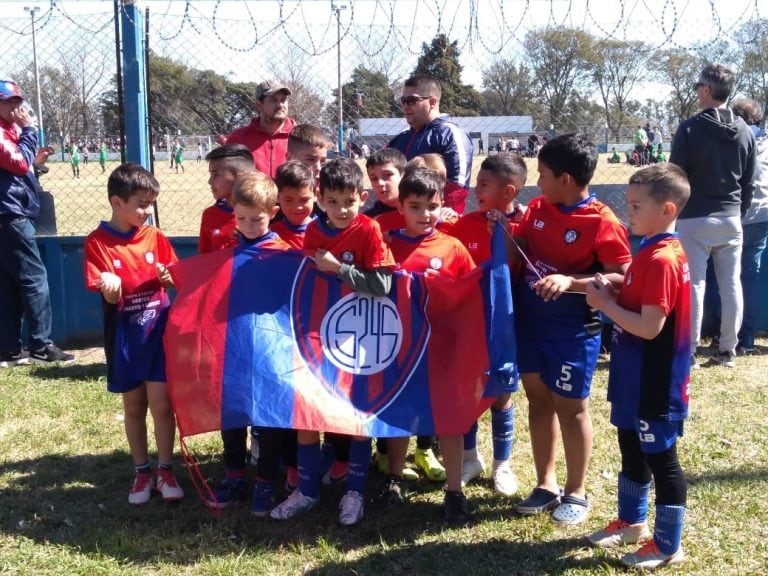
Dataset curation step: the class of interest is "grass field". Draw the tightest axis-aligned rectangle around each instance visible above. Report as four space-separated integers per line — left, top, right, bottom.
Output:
1 341 767 575
39 155 640 237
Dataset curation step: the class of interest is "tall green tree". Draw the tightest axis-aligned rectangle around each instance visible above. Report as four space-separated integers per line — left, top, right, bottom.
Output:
736 19 768 112
480 59 537 116
412 33 482 116
650 48 705 124
327 66 400 131
524 26 595 130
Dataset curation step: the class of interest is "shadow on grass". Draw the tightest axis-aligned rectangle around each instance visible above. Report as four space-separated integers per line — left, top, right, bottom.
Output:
28 361 107 381
0 451 607 571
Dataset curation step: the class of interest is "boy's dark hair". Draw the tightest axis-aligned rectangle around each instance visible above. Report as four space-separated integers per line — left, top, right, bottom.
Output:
366 147 407 174
480 153 528 186
204 143 255 173
232 172 278 210
697 63 734 102
288 124 330 153
107 162 160 201
403 74 442 99
537 133 597 187
275 159 315 192
319 157 364 196
398 167 442 203
629 163 690 211
732 98 764 126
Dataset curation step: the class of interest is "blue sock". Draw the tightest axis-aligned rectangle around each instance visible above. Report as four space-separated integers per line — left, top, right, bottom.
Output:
617 474 651 524
346 438 371 494
491 406 514 461
297 442 321 499
654 504 686 554
463 421 478 451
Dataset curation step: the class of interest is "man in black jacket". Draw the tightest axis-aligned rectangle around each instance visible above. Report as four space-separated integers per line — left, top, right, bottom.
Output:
670 64 756 369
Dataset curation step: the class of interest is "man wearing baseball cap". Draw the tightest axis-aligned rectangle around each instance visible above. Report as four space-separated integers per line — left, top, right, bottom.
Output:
0 80 74 367
224 80 295 178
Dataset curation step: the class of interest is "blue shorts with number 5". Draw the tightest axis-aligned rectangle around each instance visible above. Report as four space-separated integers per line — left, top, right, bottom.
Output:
611 406 683 454
517 333 601 399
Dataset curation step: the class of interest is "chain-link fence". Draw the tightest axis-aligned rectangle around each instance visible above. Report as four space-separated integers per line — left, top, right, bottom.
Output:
1 0 765 236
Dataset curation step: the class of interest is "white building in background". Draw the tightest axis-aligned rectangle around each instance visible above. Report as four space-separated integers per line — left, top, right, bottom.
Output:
357 115 535 153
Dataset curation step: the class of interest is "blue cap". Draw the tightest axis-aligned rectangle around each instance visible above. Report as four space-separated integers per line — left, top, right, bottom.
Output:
0 80 24 101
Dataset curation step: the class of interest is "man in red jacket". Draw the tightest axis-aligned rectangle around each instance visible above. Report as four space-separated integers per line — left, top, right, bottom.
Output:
225 80 296 178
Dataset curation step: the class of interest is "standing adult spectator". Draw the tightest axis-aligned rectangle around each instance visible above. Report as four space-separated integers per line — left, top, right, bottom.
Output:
633 125 649 166
478 137 484 155
388 74 473 214
670 64 755 368
508 134 521 155
731 98 768 354
0 80 74 367
225 80 295 179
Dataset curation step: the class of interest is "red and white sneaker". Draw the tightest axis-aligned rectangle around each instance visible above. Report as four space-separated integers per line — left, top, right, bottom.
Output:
128 472 155 505
156 468 185 502
588 518 651 548
621 540 685 570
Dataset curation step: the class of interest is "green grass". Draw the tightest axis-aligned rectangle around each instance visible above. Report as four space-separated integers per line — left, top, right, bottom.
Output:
40 155 640 237
1 342 767 575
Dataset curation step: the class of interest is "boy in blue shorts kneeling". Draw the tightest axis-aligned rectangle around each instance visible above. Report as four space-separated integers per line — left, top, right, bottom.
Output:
586 163 691 570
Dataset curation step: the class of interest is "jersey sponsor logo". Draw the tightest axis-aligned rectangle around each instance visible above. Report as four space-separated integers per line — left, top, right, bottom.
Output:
212 228 221 236
429 257 443 270
638 419 656 444
144 251 155 265
533 219 545 230
468 242 479 251
129 308 157 326
563 229 580 244
342 250 355 264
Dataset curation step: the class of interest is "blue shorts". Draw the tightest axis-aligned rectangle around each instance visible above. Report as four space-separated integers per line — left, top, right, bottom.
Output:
611 406 684 454
517 334 601 400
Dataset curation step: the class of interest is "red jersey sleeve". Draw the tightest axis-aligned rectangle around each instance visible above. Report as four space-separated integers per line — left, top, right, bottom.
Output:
363 218 396 269
84 233 110 292
595 212 632 268
156 230 179 266
639 253 679 316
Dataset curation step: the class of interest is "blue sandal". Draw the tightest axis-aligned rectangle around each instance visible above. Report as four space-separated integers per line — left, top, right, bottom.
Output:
552 494 589 525
515 487 561 515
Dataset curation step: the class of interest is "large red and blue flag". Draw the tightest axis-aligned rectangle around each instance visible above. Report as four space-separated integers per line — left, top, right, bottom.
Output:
164 225 516 439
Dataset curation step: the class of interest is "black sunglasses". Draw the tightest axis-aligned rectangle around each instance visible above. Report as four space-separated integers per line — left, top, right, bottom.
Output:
399 95 431 107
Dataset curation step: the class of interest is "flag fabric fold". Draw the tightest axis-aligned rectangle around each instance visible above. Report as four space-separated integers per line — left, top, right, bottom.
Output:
164 225 516 439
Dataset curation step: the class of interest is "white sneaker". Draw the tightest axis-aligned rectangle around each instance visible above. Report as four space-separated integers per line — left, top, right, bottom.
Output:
491 460 518 496
128 472 155 505
621 540 685 570
156 468 185 502
461 455 486 486
269 489 317 520
339 490 365 526
588 518 651 548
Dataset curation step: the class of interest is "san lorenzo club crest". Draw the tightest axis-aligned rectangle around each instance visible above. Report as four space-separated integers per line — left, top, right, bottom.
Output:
292 259 430 415
564 229 580 244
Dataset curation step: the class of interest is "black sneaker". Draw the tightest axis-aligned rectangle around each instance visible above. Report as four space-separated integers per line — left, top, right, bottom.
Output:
29 344 75 364
713 351 736 368
375 475 407 509
0 350 29 368
444 490 474 526
736 345 758 356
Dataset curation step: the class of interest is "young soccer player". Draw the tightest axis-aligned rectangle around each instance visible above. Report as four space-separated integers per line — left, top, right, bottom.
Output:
174 141 184 173
380 166 477 524
449 153 526 496
286 123 329 188
503 134 632 525
84 163 184 505
198 144 255 255
365 147 406 220
271 159 317 249
269 158 395 526
224 171 301 516
585 164 690 570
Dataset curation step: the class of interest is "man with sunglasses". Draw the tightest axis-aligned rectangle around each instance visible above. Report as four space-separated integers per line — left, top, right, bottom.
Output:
669 64 756 369
225 80 296 179
389 74 473 214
